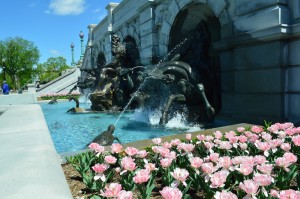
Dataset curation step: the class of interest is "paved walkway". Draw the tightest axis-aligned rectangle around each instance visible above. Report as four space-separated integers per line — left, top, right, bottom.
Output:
0 104 72 199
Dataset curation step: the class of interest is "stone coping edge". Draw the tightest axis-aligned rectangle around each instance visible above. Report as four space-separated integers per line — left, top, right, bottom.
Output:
59 123 253 164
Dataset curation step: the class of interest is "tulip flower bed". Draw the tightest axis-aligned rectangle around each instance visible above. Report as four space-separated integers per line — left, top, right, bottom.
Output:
40 91 81 100
65 122 300 199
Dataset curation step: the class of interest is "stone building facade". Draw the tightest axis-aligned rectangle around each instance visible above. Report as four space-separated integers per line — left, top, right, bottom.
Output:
81 0 300 124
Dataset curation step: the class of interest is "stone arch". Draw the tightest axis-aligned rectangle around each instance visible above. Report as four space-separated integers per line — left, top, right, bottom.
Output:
122 35 142 67
160 0 225 114
96 51 106 69
159 0 234 55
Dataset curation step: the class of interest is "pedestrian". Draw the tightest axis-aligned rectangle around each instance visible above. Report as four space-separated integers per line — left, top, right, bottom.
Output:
2 81 9 95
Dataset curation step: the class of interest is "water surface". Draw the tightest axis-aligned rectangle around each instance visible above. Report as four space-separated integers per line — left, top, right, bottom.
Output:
41 101 204 154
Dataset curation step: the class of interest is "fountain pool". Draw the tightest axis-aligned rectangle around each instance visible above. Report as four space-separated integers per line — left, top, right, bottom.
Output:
41 101 214 154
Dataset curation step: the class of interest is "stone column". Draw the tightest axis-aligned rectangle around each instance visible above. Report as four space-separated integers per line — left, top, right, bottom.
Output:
138 0 158 65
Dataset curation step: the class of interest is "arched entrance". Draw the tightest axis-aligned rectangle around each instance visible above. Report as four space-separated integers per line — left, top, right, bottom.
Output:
123 35 141 67
168 2 222 114
96 52 106 69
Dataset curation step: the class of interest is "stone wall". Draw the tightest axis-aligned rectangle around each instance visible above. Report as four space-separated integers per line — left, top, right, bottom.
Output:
80 0 300 124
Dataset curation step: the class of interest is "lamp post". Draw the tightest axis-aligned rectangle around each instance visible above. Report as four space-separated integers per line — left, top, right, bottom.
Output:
2 66 6 81
79 31 84 61
2 58 6 81
70 42 75 66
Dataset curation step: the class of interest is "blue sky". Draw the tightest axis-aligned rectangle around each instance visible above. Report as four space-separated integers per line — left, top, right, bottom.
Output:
0 0 122 65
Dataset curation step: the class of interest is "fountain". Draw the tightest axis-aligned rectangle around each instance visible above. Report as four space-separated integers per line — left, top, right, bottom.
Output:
69 21 220 145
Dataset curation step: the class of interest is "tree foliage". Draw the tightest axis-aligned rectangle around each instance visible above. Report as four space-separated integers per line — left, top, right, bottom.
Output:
0 37 40 89
35 56 70 84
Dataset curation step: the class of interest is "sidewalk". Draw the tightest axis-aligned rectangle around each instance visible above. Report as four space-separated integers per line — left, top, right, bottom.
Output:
0 104 72 199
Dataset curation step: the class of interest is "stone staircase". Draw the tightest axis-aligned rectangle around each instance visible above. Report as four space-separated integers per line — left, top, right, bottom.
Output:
36 68 81 96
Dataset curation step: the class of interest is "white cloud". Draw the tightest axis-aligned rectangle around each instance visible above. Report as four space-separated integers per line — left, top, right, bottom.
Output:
50 50 60 56
93 8 100 13
48 0 86 16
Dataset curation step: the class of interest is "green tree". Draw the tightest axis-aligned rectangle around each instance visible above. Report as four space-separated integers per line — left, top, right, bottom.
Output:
35 56 70 84
0 37 40 90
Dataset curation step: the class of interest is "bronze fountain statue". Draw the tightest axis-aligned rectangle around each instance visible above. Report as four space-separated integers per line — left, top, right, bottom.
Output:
72 21 219 126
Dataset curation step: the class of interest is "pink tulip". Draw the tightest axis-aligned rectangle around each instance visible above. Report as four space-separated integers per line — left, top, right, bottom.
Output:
133 169 151 184
280 143 291 151
206 135 214 141
170 138 181 146
275 157 291 168
209 153 220 162
160 187 182 199
204 141 214 150
239 180 259 195
210 170 229 188
270 189 279 198
237 127 245 133
225 131 236 139
231 156 244 165
229 136 239 144
92 163 109 173
89 143 105 154
261 132 272 141
104 155 117 164
286 128 298 136
238 135 248 143
115 167 121 173
162 151 177 160
186 133 192 140
255 141 270 157
276 189 300 199
219 141 232 150
270 139 284 148
160 158 173 168
214 131 223 139
241 156 255 165
218 156 232 170
178 143 195 153
246 132 260 143
257 164 273 174
145 163 157 171
189 157 203 169
152 138 162 145
160 148 171 157
152 146 163 154
117 190 133 199
137 150 148 158
92 163 109 181
253 173 274 186
163 141 172 149
121 156 137 171
283 152 297 163
125 147 139 156
239 143 248 150
236 164 253 176
101 183 122 198
170 168 189 183
255 141 271 153
292 135 300 146
251 125 264 133
254 155 266 165
278 131 287 139
201 162 216 174
214 190 238 199
111 143 123 153
197 134 206 141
